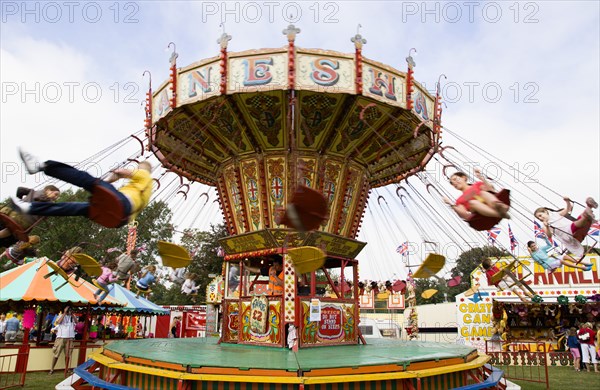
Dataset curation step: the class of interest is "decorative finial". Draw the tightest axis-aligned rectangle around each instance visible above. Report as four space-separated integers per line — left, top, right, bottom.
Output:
437 74 447 92
406 48 417 69
168 42 178 65
351 24 367 49
142 70 151 88
283 24 301 42
217 23 232 49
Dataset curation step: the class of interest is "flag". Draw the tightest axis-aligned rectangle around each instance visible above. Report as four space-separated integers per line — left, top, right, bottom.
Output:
533 221 546 239
396 242 409 257
487 226 501 245
534 220 559 247
508 224 518 251
589 222 600 237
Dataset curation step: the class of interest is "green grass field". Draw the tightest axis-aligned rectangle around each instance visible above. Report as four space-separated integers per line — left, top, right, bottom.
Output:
13 365 600 389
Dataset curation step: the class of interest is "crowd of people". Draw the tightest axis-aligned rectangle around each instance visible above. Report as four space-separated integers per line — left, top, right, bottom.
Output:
567 322 600 373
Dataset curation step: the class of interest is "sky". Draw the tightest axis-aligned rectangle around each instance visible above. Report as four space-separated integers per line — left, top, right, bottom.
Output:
1 1 599 281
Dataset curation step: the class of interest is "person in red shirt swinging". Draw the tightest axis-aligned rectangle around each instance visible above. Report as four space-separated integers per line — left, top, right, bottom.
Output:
444 168 510 221
481 258 533 302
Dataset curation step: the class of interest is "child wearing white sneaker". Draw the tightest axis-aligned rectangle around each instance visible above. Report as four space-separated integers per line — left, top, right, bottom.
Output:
11 148 153 228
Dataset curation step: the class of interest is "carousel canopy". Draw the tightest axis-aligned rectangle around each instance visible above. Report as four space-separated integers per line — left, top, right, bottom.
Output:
94 283 169 315
0 258 123 309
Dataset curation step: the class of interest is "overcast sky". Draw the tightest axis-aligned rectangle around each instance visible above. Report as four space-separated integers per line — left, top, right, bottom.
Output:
1 1 598 281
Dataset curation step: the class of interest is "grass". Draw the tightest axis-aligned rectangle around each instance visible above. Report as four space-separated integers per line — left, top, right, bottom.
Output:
509 365 599 389
14 365 600 389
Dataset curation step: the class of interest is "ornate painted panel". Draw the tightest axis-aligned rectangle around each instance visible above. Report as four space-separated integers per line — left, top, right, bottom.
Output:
178 58 221 105
228 51 288 93
295 51 355 94
362 60 406 107
222 300 239 343
264 156 287 228
240 298 283 346
300 301 357 346
240 158 264 231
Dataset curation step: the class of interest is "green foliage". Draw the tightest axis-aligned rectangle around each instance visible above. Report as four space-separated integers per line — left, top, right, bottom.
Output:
414 278 448 305
447 246 508 301
152 224 228 306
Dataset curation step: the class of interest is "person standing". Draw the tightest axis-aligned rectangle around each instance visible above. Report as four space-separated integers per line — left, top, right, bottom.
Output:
170 316 181 338
578 322 598 373
4 313 21 342
567 327 582 371
49 306 76 375
268 258 284 296
0 314 7 342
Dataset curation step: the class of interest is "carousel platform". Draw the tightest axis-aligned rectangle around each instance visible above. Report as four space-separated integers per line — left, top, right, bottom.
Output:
78 338 493 390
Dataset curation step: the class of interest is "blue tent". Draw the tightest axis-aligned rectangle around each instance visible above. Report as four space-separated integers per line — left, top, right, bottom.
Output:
95 283 169 315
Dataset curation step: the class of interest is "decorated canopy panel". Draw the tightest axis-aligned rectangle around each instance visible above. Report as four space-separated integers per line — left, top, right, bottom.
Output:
219 229 366 261
149 47 436 187
147 45 439 237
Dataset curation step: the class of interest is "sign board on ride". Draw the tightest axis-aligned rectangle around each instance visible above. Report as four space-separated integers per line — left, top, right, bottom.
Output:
456 254 599 352
152 48 436 125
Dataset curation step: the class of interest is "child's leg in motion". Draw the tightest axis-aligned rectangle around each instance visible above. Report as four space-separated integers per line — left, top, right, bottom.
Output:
467 200 502 218
561 258 590 271
571 197 597 239
478 191 510 218
563 253 591 266
451 204 472 220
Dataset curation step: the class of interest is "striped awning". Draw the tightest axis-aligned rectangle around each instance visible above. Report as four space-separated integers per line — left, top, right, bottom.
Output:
0 258 123 307
95 283 169 315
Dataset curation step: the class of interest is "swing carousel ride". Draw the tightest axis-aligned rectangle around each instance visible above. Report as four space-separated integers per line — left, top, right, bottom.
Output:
3 24 598 389
60 26 515 390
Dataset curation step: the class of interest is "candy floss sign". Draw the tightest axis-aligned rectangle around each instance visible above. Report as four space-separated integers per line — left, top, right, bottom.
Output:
456 254 599 352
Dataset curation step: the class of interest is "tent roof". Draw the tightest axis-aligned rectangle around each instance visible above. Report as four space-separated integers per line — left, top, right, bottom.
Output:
0 258 124 309
95 283 169 315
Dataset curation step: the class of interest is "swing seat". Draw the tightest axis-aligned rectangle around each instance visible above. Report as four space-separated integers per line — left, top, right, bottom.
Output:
467 189 511 231
490 260 519 287
276 185 328 232
391 280 407 293
463 285 480 297
158 241 192 268
89 184 128 228
413 253 446 278
92 279 108 292
286 246 326 274
72 253 102 277
45 260 83 289
447 275 462 287
421 289 438 299
0 212 29 242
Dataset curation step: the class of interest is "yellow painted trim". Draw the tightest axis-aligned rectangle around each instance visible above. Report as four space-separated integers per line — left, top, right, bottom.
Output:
89 351 490 385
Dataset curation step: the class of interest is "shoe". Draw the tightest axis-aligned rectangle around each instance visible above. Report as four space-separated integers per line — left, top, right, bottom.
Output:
586 197 598 209
48 370 54 375
9 196 31 214
18 147 43 174
585 264 593 271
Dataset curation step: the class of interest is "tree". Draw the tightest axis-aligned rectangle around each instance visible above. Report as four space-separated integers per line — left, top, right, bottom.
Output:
152 224 228 306
414 278 449 305
447 246 508 301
